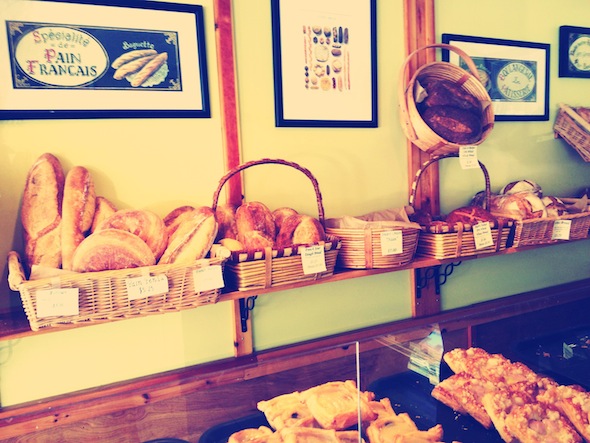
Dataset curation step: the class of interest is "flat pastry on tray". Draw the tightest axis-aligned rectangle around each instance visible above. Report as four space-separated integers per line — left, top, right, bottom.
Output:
559 390 590 442
257 391 318 430
504 403 582 443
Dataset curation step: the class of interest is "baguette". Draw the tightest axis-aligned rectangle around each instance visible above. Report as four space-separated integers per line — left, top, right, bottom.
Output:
158 210 217 264
21 153 65 269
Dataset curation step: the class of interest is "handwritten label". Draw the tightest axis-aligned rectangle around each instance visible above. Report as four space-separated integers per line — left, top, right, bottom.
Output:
459 146 478 169
125 274 169 301
301 245 327 274
193 265 224 292
473 221 494 249
552 220 572 240
380 230 403 255
36 288 79 318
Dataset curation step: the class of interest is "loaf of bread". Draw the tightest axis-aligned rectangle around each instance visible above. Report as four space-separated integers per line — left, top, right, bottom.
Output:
71 228 155 272
421 105 483 144
272 207 298 233
214 203 239 241
542 196 568 217
164 205 203 238
90 196 117 234
96 209 169 261
276 214 325 248
445 206 497 226
158 210 217 264
489 192 548 220
21 153 65 269
422 80 482 116
61 165 96 270
236 201 276 245
239 230 274 251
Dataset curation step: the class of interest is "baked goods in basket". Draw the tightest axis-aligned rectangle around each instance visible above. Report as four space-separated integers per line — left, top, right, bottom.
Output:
276 214 326 248
421 105 483 145
489 192 548 220
90 196 117 234
445 206 497 227
236 201 276 249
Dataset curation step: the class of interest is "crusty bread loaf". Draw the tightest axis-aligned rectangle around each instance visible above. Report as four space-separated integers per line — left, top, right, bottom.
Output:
96 209 168 261
158 210 218 264
236 201 276 245
61 165 96 270
90 196 117 234
489 192 548 220
272 207 299 233
422 80 482 115
215 203 239 241
446 206 497 226
240 230 275 251
163 205 197 238
421 105 482 144
21 153 65 269
276 214 325 248
71 228 155 272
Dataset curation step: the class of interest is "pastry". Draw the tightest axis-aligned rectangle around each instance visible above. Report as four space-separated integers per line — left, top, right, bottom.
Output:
257 391 318 430
505 403 582 443
481 387 536 443
560 391 590 442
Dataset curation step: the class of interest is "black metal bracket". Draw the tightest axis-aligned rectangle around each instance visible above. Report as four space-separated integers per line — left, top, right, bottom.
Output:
415 262 462 298
239 296 257 333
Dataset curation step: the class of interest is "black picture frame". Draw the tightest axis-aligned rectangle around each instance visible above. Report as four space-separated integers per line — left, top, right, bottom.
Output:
559 25 590 78
270 0 378 128
1 0 210 120
442 34 550 121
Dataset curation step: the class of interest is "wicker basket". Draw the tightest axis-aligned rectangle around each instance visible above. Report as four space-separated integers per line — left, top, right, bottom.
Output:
7 250 227 331
212 158 341 291
399 44 495 156
554 103 590 162
325 210 420 269
511 211 590 248
409 153 513 259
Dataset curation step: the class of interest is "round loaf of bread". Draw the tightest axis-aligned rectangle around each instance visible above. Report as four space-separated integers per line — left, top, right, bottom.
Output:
163 205 213 239
422 80 482 115
489 192 548 220
72 228 155 272
215 203 239 241
276 214 325 248
61 165 96 270
236 201 276 243
421 105 483 144
272 207 299 233
96 209 168 261
445 206 497 226
239 230 274 251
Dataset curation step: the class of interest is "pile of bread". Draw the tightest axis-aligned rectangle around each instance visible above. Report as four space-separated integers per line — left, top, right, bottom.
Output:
417 79 485 145
19 153 328 277
228 380 451 443
432 347 590 443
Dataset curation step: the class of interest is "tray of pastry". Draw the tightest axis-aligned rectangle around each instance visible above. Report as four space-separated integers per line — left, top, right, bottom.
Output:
514 326 590 389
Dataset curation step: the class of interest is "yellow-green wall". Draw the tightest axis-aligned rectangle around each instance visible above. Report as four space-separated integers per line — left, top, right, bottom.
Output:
0 0 588 406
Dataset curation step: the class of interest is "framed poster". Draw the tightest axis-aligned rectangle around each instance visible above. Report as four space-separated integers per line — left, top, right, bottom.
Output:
271 0 377 127
442 34 550 121
0 0 210 119
559 25 590 78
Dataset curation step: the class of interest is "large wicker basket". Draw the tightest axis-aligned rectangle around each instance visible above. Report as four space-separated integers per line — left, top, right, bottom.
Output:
212 158 341 291
325 210 420 269
399 44 495 156
511 211 590 248
7 250 227 331
409 153 513 259
554 103 590 162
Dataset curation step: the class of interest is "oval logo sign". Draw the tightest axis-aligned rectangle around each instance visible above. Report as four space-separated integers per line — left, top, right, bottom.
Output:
14 26 108 87
496 61 536 101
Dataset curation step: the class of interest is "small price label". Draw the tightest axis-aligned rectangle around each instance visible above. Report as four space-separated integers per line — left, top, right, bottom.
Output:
193 265 225 292
563 342 574 360
473 221 494 249
36 288 79 318
459 146 478 169
380 230 403 256
552 220 572 240
125 274 169 301
301 245 327 274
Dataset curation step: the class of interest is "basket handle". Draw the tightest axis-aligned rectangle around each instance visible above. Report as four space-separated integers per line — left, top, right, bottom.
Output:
398 44 483 142
408 152 491 211
212 158 325 226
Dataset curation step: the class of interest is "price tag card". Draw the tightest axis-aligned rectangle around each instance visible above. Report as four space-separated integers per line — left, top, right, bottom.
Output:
36 288 80 318
301 245 327 274
125 274 169 301
459 146 478 169
552 220 572 240
563 342 574 360
473 221 494 249
193 265 225 292
380 230 403 256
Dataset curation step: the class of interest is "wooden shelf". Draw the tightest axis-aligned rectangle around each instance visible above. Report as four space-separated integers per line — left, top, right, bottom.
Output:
0 240 584 343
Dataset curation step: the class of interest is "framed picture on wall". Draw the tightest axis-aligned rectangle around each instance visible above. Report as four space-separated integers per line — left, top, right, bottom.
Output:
442 34 550 121
559 25 590 78
0 0 210 120
270 0 378 127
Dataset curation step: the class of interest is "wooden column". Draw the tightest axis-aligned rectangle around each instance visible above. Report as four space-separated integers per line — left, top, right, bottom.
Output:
214 0 253 356
403 0 441 317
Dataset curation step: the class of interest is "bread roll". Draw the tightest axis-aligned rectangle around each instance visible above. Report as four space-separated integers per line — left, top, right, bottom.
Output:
61 165 97 270
445 206 497 226
272 207 298 232
215 203 239 241
21 153 65 269
158 211 218 264
90 196 117 234
236 201 276 244
96 209 168 261
71 228 155 272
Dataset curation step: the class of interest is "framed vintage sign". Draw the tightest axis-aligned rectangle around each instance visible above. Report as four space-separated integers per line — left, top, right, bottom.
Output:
270 0 377 127
559 25 590 78
0 0 210 119
442 34 550 121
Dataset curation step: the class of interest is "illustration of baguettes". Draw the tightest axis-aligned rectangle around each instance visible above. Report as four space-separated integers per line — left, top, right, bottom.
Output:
113 54 157 80
111 49 157 69
131 52 168 87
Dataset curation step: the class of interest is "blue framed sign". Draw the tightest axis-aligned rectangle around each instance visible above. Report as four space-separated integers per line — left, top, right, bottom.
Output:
0 0 210 119
442 34 550 122
271 0 378 128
